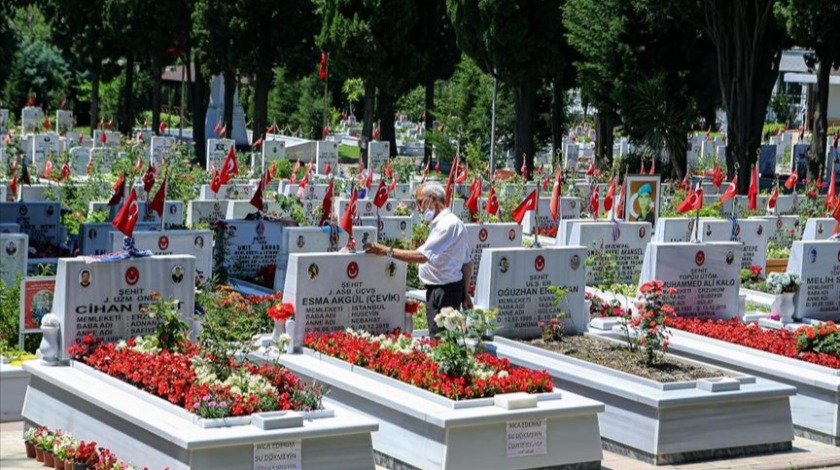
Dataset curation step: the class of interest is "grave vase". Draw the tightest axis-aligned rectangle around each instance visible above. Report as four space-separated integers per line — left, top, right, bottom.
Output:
271 320 285 341
284 318 296 354
38 326 60 366
780 292 796 323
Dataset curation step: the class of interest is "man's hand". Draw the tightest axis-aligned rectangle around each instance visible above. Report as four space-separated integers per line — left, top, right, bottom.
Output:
364 243 386 255
462 293 473 310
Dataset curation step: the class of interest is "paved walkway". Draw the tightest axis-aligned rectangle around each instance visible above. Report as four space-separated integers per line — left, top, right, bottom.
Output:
1 420 839 469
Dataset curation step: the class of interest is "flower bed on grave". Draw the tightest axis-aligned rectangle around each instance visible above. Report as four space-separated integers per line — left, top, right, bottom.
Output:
69 335 323 418
304 328 553 400
667 317 840 369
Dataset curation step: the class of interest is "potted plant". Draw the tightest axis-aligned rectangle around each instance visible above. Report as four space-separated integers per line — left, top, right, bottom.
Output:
23 427 37 459
40 428 60 466
53 434 77 470
33 427 53 463
766 272 802 323
72 441 98 470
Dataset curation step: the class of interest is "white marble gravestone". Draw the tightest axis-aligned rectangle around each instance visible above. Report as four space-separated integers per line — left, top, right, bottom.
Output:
92 130 121 148
786 240 840 321
465 223 522 291
199 183 254 200
750 215 802 250
78 222 159 256
205 138 236 171
316 141 338 176
521 197 582 235
272 226 377 292
639 242 742 320
30 134 61 174
56 111 73 134
653 217 716 243
150 136 176 166
186 200 230 227
0 201 61 248
367 141 389 172
68 147 90 176
223 219 284 279
261 139 286 174
53 255 196 360
336 198 378 221
283 253 408 346
802 218 838 241
699 219 769 270
360 216 412 242
568 221 652 285
564 144 579 169
110 230 213 284
474 246 588 337
0 233 28 286
285 183 330 201
87 148 115 175
21 107 44 134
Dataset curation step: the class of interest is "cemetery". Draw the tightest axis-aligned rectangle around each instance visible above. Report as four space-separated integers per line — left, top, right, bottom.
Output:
3 0 840 469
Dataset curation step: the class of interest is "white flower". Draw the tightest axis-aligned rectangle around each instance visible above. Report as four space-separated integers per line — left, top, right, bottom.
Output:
497 370 509 378
277 333 291 350
40 313 60 328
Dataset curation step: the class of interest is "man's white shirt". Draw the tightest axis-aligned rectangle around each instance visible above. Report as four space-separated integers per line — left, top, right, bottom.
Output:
417 208 472 286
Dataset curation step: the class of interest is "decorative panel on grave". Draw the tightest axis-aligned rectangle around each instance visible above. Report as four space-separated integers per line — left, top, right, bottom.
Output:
699 219 769 270
19 184 54 202
474 246 587 338
568 221 651 285
786 240 840 321
286 183 331 201
88 148 115 174
78 222 159 256
360 216 412 242
283 253 408 346
261 139 286 172
68 147 90 176
0 201 61 248
272 226 377 291
336 198 379 221
0 233 28 286
315 141 338 175
21 107 44 134
639 242 742 320
186 200 230 227
92 131 120 148
653 217 717 243
30 134 61 174
205 138 235 171
56 111 73 134
465 223 522 291
109 230 213 284
54 256 196 361
751 215 802 249
150 136 176 166
522 197 582 235
554 218 590 246
200 183 254 200
802 218 837 241
222 220 284 279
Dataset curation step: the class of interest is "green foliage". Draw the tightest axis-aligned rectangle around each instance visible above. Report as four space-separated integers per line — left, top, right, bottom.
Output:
0 276 22 349
796 323 839 357
144 296 190 352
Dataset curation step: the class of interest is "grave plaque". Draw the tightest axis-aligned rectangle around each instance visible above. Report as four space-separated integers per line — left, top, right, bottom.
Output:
624 176 661 226
150 136 176 165
336 198 378 221
187 200 231 227
750 215 801 249
110 230 212 283
200 183 254 200
802 218 838 241
564 144 579 169
261 140 286 174
20 276 55 331
0 223 20 233
206 138 236 171
315 141 338 176
56 111 73 134
786 240 840 321
272 226 377 291
653 217 714 243
360 216 412 242
54 255 196 360
31 134 61 174
568 221 652 285
368 141 389 172
465 223 522 291
639 242 742 320
474 246 588 338
285 183 330 201
92 130 121 148
223 220 284 279
19 184 53 202
283 253 408 346
0 201 61 248
79 222 159 256
88 148 115 174
699 219 769 270
0 233 28 286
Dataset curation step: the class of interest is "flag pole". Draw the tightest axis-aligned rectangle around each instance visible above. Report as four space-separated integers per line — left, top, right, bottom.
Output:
160 169 167 232
533 181 541 248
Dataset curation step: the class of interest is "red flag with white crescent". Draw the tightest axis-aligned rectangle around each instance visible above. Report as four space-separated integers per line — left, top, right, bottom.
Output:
767 183 779 214
549 170 563 221
219 147 238 184
318 178 334 226
149 176 167 216
721 176 738 202
340 188 357 237
486 185 499 216
42 158 53 179
784 168 798 190
511 189 537 225
373 178 388 208
112 189 140 237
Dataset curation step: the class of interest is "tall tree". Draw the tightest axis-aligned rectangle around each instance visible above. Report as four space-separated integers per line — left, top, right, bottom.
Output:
777 0 840 181
316 0 420 157
699 0 786 192
448 0 568 177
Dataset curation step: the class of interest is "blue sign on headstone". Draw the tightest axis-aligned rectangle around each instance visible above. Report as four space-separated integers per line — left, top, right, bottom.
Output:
759 144 776 176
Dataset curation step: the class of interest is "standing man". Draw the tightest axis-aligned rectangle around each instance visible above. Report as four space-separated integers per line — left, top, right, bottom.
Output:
364 181 472 335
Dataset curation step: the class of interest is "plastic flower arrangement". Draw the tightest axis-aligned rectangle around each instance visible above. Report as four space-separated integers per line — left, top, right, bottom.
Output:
268 303 295 322
765 272 802 295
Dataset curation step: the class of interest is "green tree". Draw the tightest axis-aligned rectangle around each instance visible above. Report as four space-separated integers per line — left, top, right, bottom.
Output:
447 0 568 178
699 0 787 192
777 0 840 181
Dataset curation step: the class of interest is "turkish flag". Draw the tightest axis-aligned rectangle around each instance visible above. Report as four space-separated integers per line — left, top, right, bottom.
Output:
712 164 724 189
604 178 617 212
455 164 467 184
445 157 458 205
142 164 156 193
108 172 126 206
60 161 71 181
297 168 310 198
290 160 300 184
676 184 697 214
319 178 334 226
112 189 140 238
159 121 167 134
252 136 263 148
10 166 17 196
590 185 600 219
365 162 374 190
721 176 738 202
748 165 758 210
318 52 328 81
219 147 238 184
767 183 779 214
373 178 388 208
521 161 529 180
826 163 837 209
465 177 481 220
42 158 53 179
324 161 331 175
268 162 277 180
149 176 167 216
134 154 143 172
340 188 357 237
615 179 627 219
250 177 265 211
99 130 107 145
692 182 704 212
831 195 840 224
511 189 537 225
387 175 397 194
784 168 798 190
385 159 392 178
549 170 563 221
486 185 499 216
43 116 51 131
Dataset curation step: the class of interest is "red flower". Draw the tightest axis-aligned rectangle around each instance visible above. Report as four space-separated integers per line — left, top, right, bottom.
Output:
267 303 295 322
405 301 421 315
